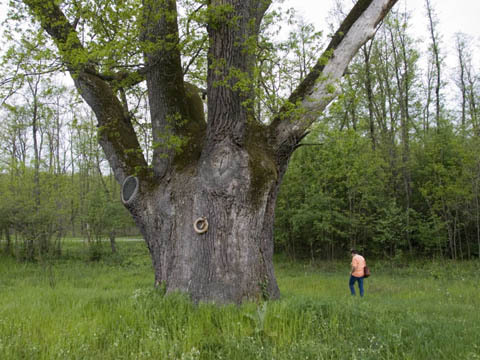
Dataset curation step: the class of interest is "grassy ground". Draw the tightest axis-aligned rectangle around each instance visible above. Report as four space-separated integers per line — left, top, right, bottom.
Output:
0 240 479 359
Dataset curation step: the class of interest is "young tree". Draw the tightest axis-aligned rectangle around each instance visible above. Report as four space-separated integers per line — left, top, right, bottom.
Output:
425 0 444 129
386 10 421 254
17 0 398 303
454 33 479 135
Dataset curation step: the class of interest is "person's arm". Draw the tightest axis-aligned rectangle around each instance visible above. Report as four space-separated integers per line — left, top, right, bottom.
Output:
351 257 357 274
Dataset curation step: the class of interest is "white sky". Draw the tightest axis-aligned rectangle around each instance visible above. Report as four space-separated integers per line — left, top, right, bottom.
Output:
284 0 480 39
1 0 478 70
1 0 477 45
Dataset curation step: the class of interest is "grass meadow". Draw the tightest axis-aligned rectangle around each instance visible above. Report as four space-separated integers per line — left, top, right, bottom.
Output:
0 240 479 359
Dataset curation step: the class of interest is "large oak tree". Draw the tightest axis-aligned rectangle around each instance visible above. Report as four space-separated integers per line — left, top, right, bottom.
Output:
19 0 397 303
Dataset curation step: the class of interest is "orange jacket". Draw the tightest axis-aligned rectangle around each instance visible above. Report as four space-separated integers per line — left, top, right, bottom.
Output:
351 254 366 277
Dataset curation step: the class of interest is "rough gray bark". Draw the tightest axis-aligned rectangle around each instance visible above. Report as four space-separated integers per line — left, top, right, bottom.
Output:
124 160 280 302
23 0 397 303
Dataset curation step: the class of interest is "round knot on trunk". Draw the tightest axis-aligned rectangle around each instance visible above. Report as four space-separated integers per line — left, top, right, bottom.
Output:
194 217 209 234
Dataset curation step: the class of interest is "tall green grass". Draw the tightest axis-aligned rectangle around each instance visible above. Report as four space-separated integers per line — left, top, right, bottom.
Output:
0 241 479 359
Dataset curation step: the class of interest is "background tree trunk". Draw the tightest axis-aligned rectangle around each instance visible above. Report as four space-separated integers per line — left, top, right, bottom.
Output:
425 0 443 128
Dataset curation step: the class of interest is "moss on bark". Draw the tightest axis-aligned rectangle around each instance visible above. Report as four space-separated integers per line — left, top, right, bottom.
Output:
172 83 207 171
245 120 278 206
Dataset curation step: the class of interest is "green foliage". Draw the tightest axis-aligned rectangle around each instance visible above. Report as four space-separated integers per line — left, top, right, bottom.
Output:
373 201 409 256
276 128 387 260
0 72 135 260
83 185 131 241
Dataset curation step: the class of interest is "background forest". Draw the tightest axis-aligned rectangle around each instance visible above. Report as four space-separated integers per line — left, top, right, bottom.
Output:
0 2 479 262
275 6 480 262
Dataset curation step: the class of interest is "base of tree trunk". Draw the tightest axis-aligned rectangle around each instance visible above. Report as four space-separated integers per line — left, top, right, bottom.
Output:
126 144 281 303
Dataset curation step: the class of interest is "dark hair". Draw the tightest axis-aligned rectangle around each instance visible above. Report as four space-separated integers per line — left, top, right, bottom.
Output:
350 249 358 254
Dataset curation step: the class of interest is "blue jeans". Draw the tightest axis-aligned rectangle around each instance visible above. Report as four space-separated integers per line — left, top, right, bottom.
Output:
349 275 364 297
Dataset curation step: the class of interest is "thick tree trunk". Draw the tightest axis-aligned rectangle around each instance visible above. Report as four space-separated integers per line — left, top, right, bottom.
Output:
126 143 280 303
23 0 398 303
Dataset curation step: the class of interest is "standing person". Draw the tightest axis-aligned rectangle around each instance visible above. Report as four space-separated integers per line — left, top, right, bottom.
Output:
349 249 366 297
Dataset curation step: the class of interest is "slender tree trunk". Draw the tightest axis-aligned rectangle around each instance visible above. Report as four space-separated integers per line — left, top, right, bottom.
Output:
455 35 467 130
4 226 11 254
109 230 117 254
423 62 433 135
362 42 377 150
442 203 455 260
28 77 43 260
475 178 480 259
426 0 442 128
454 209 460 259
464 223 471 260
466 70 479 134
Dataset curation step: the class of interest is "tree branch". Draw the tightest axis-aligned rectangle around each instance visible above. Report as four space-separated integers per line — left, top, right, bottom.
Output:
22 0 148 183
141 0 194 178
269 0 398 156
